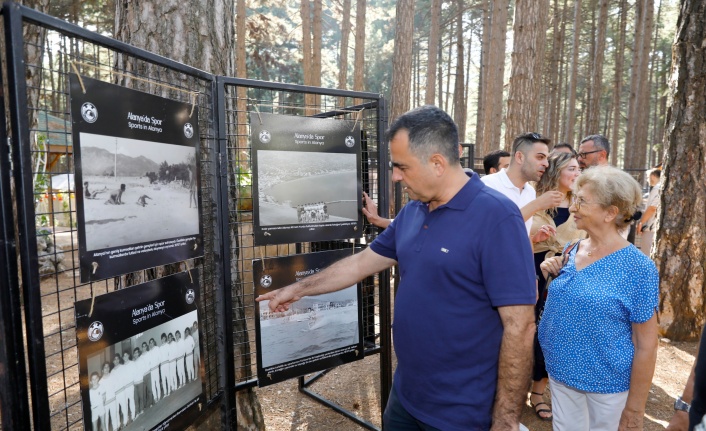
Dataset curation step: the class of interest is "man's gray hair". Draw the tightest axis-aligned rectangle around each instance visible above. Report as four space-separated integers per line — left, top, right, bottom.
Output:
580 134 610 157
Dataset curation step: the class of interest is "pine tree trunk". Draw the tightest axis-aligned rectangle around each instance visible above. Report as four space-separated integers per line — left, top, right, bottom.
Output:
654 0 706 340
544 0 562 143
610 0 627 166
586 0 608 134
312 0 323 107
556 0 569 144
389 0 415 122
301 0 314 107
505 0 549 147
338 0 351 107
425 0 441 105
564 0 581 144
625 0 645 170
453 1 466 141
634 0 654 178
475 0 491 151
482 0 509 151
353 0 366 103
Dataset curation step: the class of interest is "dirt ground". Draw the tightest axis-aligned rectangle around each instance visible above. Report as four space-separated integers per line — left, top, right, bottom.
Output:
259 337 697 431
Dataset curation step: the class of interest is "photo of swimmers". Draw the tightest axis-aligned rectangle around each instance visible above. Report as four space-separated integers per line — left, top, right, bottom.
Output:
84 312 201 431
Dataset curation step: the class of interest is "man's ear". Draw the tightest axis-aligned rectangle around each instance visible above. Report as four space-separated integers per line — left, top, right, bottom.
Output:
429 153 447 175
514 151 525 165
489 167 498 174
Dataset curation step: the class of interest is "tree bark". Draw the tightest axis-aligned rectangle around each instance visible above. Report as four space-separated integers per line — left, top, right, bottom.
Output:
453 0 466 141
654 0 706 340
564 0 581 144
481 0 509 151
475 0 491 149
312 0 323 107
389 0 415 123
114 1 264 428
634 0 654 178
338 0 352 107
301 0 314 107
610 0 627 166
586 0 608 134
505 0 549 147
425 0 442 105
353 0 366 103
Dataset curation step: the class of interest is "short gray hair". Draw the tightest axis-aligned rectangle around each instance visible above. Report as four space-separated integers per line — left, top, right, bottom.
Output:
580 134 610 157
575 165 642 229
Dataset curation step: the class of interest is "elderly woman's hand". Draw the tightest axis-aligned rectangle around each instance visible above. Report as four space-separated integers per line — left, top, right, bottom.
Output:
618 407 645 430
540 255 565 279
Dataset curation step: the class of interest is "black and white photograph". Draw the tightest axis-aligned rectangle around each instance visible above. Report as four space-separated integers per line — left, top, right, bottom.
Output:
251 112 363 245
70 75 203 282
76 270 204 431
254 249 364 387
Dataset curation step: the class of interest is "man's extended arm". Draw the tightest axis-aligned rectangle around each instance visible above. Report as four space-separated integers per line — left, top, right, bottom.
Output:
491 304 536 430
520 191 564 222
256 247 395 312
362 191 392 229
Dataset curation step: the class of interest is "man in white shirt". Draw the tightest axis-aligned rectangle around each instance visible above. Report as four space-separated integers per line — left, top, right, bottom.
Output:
481 133 563 240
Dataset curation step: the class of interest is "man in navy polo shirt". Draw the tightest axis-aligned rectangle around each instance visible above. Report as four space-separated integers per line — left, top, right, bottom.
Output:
257 105 536 430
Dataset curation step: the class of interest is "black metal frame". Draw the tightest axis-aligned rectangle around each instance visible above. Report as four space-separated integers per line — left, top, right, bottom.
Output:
0 2 392 430
217 76 391 430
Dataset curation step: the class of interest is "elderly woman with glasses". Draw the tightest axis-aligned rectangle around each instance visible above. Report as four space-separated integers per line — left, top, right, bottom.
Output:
538 165 658 431
527 152 585 421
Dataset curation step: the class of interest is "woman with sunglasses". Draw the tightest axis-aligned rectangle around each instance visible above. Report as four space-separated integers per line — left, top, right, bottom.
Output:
527 151 584 421
538 165 658 430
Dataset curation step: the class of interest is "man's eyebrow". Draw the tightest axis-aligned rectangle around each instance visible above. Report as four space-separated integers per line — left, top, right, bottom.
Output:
392 161 405 168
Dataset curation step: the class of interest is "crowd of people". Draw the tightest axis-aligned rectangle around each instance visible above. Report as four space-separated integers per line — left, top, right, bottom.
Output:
88 322 200 431
255 104 692 431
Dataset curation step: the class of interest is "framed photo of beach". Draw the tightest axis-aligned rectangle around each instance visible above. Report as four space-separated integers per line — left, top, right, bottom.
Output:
253 249 364 387
250 112 363 245
70 75 203 283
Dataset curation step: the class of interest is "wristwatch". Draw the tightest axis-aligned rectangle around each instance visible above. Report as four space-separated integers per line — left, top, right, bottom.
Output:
674 396 691 413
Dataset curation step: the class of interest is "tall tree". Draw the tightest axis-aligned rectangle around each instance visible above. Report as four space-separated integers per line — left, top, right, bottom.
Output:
338 0 352 107
634 0 654 176
353 0 366 103
389 0 415 122
654 0 706 340
505 0 549 147
475 0 491 148
301 0 314 107
480 0 509 152
425 0 442 105
453 0 466 141
564 0 582 144
312 0 323 106
114 1 264 429
586 0 608 133
610 0 628 166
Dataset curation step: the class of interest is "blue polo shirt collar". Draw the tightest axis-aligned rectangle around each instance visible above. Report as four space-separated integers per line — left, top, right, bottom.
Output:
437 171 482 211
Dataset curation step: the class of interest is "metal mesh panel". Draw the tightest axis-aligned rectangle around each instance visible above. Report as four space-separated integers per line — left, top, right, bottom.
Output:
12 18 222 430
224 85 385 386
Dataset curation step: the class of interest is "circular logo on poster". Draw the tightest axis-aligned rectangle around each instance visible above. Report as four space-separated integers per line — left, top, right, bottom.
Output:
88 321 104 342
81 102 98 123
259 130 271 144
260 275 272 288
185 288 195 304
184 123 194 139
345 135 355 148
